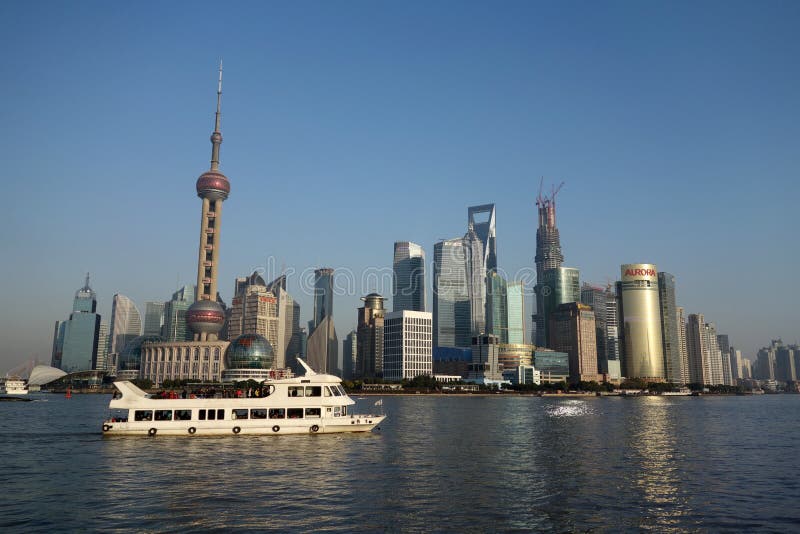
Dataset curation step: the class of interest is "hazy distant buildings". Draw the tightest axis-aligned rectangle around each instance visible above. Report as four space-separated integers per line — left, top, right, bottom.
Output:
618 264 665 381
676 307 689 384
96 322 109 371
312 268 335 333
56 274 102 373
356 293 386 378
143 302 165 336
658 272 683 383
306 315 338 376
392 241 426 312
685 313 725 385
383 310 433 380
549 302 600 383
533 186 565 347
109 294 142 355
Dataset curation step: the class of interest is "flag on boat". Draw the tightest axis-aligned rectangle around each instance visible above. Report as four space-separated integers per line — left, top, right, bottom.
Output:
374 399 383 406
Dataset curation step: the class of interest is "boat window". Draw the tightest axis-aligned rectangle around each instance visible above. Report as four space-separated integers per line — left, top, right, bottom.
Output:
342 406 347 416
330 386 342 397
288 386 304 397
324 386 332 397
207 409 216 421
232 409 248 420
305 408 321 418
175 410 192 421
337 386 347 396
334 406 341 417
154 410 173 421
134 410 153 421
251 409 268 419
216 409 224 420
199 409 206 420
287 408 303 419
305 386 322 397
269 408 285 419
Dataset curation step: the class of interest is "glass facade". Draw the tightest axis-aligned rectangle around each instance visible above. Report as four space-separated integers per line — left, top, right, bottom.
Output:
619 264 665 380
110 294 143 354
433 238 471 348
534 350 569 377
506 281 525 345
162 285 195 342
541 267 580 347
312 268 334 333
657 272 682 383
60 277 101 373
392 241 426 312
143 301 165 336
225 333 274 369
486 272 508 343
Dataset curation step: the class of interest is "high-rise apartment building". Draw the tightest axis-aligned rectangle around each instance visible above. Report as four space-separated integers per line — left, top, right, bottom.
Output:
618 264 665 381
356 293 386 378
775 344 797 382
383 310 433 380
541 267 580 347
580 283 620 375
533 186 565 347
467 204 497 274
228 273 280 359
143 302 165 336
549 302 600 383
433 238 470 348
685 314 725 385
58 274 102 372
392 241 426 312
676 306 689 384
185 64 230 343
658 272 683 384
109 294 142 355
96 322 109 371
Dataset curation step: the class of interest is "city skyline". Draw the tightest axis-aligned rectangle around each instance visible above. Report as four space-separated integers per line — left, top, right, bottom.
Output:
3 2 799 371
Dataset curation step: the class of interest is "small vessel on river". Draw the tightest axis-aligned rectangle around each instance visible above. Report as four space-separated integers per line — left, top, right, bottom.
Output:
0 377 29 396
102 359 385 437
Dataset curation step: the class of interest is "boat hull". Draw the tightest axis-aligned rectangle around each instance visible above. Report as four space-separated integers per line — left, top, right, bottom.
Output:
102 415 386 437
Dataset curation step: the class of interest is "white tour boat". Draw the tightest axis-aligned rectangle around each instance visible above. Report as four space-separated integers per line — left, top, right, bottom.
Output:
0 377 29 396
102 359 385 437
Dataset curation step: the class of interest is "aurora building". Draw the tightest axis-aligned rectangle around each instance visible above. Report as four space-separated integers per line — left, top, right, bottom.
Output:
617 264 665 381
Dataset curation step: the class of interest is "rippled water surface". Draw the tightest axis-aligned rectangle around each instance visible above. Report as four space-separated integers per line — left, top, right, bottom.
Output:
1 393 798 532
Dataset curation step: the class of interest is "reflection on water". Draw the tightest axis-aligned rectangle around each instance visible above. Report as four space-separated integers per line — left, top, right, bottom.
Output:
1 394 799 531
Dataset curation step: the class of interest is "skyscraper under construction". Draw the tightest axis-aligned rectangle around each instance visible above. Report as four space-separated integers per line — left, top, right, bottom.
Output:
533 182 565 347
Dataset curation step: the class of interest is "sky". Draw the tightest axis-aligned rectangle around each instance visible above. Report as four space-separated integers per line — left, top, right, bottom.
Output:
2 0 798 373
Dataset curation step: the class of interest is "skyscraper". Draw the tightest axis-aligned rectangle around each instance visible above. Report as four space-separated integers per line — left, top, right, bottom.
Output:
383 310 433 380
392 241 426 312
306 315 338 376
533 184 565 347
549 302 600 383
541 266 580 347
312 268 335 333
59 274 101 372
467 203 497 274
96 322 109 371
162 285 195 342
506 281 525 345
657 272 683 384
109 294 142 354
464 222 486 337
143 302 165 336
228 273 280 363
486 271 508 343
676 306 689 384
433 238 470 348
580 283 619 376
356 293 386 378
686 314 724 385
186 64 230 342
343 330 357 380
618 264 665 380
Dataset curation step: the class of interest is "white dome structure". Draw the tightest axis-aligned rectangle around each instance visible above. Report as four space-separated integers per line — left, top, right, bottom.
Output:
28 365 68 386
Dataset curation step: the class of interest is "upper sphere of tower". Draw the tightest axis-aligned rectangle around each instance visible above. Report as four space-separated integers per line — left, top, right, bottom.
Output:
196 170 230 201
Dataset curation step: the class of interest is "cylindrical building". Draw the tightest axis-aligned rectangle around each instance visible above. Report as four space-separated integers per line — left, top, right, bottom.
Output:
619 263 665 381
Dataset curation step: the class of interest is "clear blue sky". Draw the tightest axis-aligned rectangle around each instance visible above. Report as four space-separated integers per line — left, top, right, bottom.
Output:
2 0 798 373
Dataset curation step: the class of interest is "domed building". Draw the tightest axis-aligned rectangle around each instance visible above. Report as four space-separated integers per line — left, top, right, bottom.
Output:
117 335 164 379
222 333 274 382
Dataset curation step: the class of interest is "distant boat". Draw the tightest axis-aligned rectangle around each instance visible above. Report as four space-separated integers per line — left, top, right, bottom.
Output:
0 377 28 396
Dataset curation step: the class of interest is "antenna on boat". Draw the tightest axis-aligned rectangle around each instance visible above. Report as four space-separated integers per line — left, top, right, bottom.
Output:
295 357 317 376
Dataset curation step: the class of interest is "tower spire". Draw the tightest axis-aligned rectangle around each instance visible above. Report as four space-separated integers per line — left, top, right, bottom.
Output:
210 60 223 171
84 272 90 290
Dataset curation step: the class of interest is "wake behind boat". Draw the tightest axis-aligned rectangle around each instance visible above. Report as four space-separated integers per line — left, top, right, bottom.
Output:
102 359 386 437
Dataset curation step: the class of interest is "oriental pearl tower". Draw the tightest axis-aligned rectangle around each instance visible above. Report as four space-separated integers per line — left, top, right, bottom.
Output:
186 63 230 341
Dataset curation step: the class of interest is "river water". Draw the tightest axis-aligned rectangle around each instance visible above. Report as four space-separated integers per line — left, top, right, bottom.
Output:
1 393 798 532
